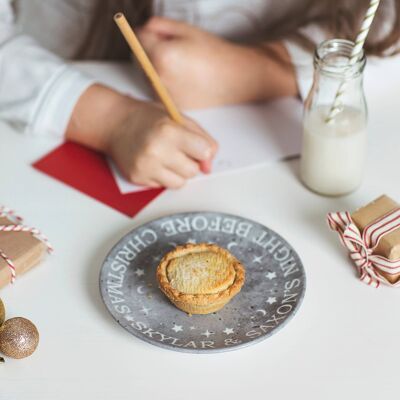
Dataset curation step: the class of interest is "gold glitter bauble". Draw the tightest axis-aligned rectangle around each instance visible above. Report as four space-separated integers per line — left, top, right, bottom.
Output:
0 299 4 326
0 317 39 359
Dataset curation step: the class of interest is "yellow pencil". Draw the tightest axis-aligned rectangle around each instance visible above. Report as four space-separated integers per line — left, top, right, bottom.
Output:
114 12 210 172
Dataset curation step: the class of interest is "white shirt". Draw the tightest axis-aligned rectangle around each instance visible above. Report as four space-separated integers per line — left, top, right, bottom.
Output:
0 0 319 138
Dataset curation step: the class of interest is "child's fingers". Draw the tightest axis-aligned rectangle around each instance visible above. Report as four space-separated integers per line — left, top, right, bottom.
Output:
153 167 186 189
125 169 161 188
162 152 200 179
144 180 162 188
142 16 193 38
183 118 219 158
176 125 218 172
199 159 212 174
175 123 217 173
177 129 214 162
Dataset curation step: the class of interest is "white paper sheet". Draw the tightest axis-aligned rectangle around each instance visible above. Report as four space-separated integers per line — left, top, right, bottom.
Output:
75 63 303 194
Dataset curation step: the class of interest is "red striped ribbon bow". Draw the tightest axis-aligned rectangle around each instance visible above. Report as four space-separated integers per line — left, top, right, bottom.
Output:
327 208 400 288
0 207 53 284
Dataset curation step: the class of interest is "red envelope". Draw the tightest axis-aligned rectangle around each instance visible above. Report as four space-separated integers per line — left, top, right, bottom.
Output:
33 142 164 218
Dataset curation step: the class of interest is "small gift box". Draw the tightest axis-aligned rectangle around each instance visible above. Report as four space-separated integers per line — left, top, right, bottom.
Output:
328 195 400 287
0 208 52 288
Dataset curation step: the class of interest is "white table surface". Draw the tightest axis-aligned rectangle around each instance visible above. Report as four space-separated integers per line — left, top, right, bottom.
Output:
1 56 400 400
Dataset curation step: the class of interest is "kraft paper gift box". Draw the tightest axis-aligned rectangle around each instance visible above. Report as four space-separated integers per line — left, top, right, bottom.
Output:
352 195 400 283
0 216 47 289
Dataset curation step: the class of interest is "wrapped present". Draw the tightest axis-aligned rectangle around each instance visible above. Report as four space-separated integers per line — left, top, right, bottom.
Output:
327 195 400 288
351 195 400 263
0 208 52 288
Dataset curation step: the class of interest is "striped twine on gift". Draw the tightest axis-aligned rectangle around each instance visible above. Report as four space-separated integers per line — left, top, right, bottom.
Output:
0 207 53 284
327 208 400 288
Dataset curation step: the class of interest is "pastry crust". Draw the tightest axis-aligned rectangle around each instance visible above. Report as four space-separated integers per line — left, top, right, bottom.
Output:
156 243 245 314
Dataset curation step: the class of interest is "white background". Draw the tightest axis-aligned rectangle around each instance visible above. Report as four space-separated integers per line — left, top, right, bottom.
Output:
1 55 400 399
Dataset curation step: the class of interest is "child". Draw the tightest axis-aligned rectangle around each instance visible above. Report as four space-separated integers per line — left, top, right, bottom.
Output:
0 0 398 188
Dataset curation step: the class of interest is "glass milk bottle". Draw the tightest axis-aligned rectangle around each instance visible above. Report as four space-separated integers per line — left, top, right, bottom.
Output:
300 39 367 196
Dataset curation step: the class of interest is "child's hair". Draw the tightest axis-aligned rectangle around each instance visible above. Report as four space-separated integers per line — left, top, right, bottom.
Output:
77 0 400 59
77 0 152 59
266 0 400 57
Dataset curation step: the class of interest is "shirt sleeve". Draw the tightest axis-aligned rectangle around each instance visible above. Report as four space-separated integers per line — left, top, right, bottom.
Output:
282 24 328 100
0 0 95 138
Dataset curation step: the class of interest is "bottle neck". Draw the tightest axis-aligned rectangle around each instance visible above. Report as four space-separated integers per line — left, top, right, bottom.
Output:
305 39 367 115
314 39 366 81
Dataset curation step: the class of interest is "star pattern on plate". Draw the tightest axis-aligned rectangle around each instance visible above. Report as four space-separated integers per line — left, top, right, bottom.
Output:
201 330 214 338
223 328 234 335
253 255 264 264
265 271 277 280
266 296 277 305
172 324 183 333
134 268 145 277
124 315 134 322
140 307 151 315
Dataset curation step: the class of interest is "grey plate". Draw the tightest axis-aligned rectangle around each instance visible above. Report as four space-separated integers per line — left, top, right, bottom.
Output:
99 212 306 353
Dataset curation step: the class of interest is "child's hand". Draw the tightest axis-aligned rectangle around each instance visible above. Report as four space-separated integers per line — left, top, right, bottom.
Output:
138 17 265 108
137 17 297 109
67 85 217 189
108 100 218 189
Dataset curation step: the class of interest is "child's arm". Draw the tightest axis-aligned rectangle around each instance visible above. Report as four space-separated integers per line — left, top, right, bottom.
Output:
0 5 94 140
0 5 216 189
66 84 217 189
137 17 299 109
